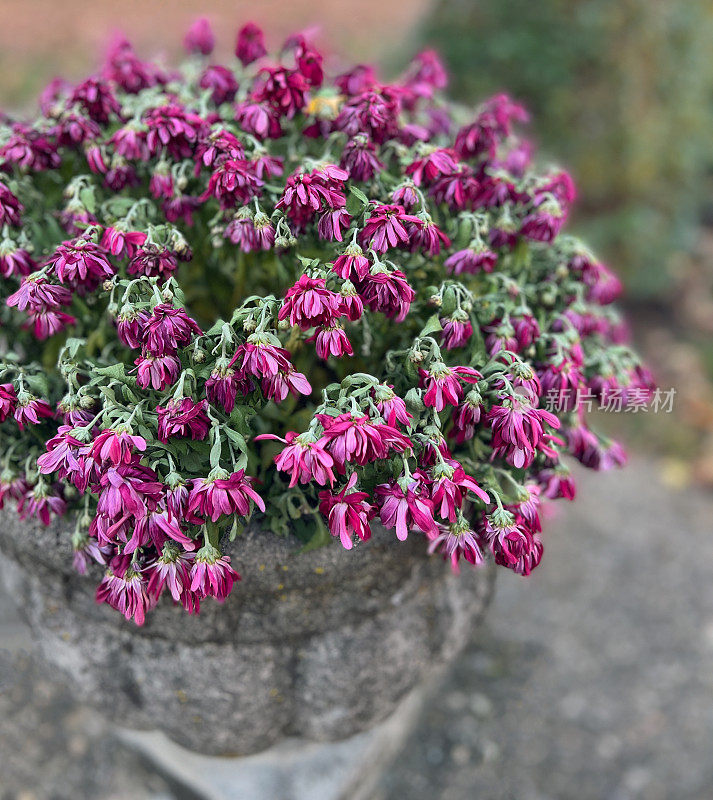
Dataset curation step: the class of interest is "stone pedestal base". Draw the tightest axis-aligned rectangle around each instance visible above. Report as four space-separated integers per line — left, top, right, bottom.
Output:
117 673 437 800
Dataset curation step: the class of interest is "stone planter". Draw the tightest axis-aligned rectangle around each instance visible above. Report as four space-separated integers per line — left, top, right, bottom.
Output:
0 510 494 757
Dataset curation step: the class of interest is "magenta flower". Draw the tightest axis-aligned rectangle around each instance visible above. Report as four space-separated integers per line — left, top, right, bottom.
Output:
126 505 195 554
539 361 583 412
449 392 483 444
482 511 543 576
206 364 240 412
48 238 114 288
537 468 577 500
72 536 112 575
90 428 147 466
278 275 342 330
144 104 205 160
520 203 566 243
359 204 422 253
430 460 490 522
420 363 481 412
96 560 154 626
373 384 412 428
408 218 451 256
334 86 401 144
70 77 121 124
190 544 240 602
95 464 163 530
0 245 35 278
109 125 149 160
157 398 210 442
234 100 282 140
101 227 147 259
184 17 215 56
135 353 181 391
116 307 150 349
143 304 202 356
254 66 309 120
331 244 371 281
318 473 375 550
317 412 411 469
276 165 347 227
7 275 72 313
375 475 437 541
341 135 383 181
487 396 560 469
567 424 627 471
0 383 17 422
37 425 86 480
440 314 473 350
358 269 415 322
202 158 263 208
14 395 54 429
0 180 23 227
128 245 178 281
188 470 265 523
18 482 66 526
406 148 458 186
235 22 267 66
427 519 484 573
310 325 353 359
256 430 335 488
200 65 240 105
445 245 497 276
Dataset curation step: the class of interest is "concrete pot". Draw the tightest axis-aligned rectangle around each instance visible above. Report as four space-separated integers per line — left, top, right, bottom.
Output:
0 510 494 757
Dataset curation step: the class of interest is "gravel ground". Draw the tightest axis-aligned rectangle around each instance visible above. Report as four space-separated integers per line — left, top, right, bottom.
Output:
1 457 712 799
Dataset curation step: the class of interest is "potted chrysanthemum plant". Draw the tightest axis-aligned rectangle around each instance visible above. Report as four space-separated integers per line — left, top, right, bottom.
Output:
0 19 651 755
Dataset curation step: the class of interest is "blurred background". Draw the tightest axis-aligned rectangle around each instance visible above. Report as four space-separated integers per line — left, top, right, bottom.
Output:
1 2 712 799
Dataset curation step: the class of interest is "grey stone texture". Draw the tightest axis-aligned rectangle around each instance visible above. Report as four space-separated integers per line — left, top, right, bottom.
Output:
0 512 494 757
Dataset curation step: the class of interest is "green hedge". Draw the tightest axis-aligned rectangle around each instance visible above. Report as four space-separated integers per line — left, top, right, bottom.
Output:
419 0 713 296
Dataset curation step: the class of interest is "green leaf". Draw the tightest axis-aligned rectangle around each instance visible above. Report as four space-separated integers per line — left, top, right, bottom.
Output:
79 187 96 214
296 515 332 554
419 314 443 337
94 363 127 381
346 186 369 217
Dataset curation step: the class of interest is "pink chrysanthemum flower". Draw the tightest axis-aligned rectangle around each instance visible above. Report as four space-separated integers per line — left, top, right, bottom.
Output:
134 352 181 390
157 398 210 442
427 518 485 573
256 430 335 488
18 482 66 526
373 384 412 428
143 304 202 356
235 22 267 66
14 394 54 429
184 17 215 56
96 559 154 626
420 362 481 412
278 274 342 330
358 269 415 322
187 469 265 523
190 543 240 601
375 474 437 541
444 244 497 276
430 460 490 523
487 396 560 469
318 473 375 550
359 204 422 253
482 509 543 576
317 412 411 469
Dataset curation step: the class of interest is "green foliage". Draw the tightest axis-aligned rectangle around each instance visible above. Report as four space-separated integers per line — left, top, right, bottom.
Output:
420 0 713 295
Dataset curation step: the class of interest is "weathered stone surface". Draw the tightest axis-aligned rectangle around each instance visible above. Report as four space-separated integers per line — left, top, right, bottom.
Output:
0 511 494 756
